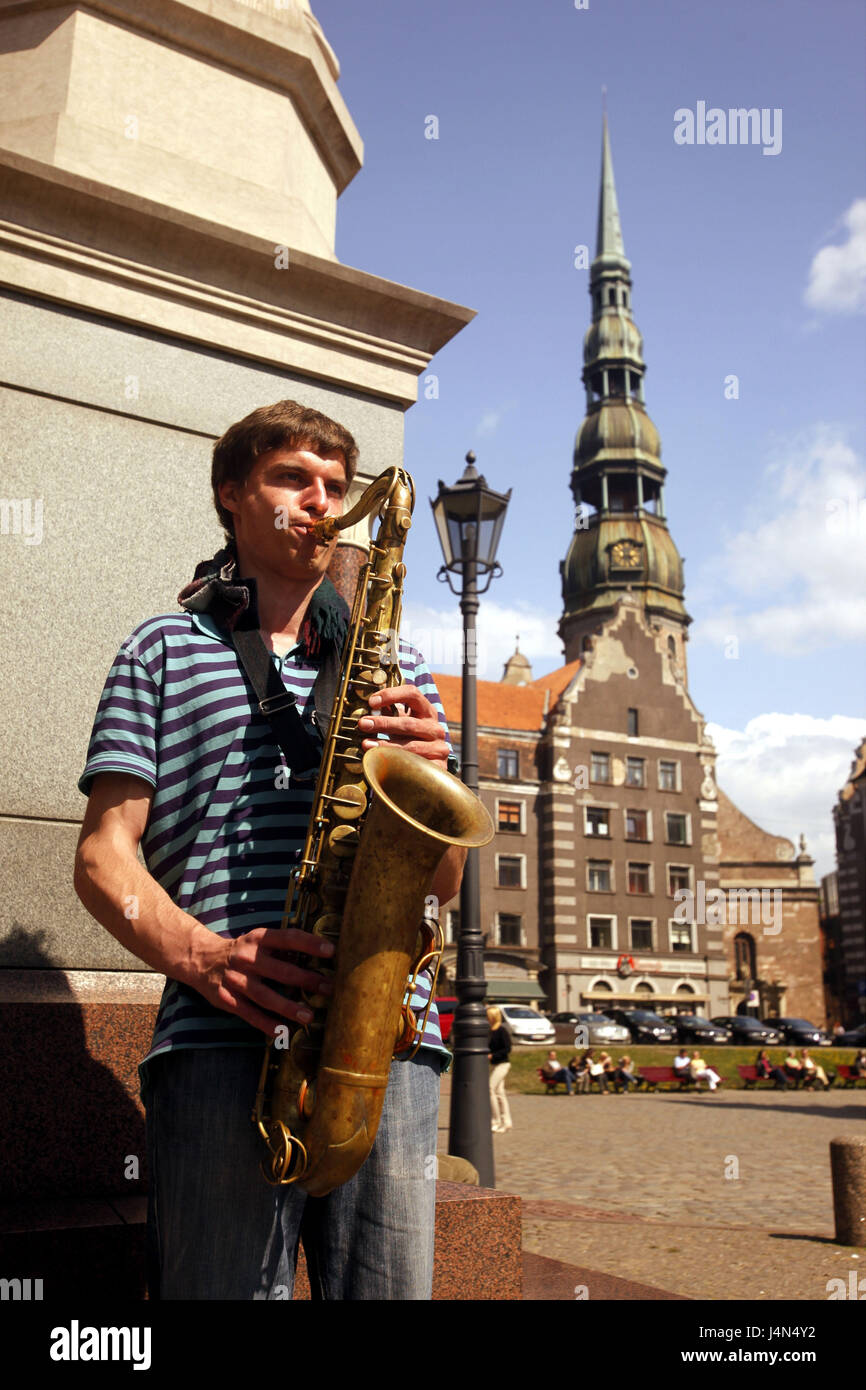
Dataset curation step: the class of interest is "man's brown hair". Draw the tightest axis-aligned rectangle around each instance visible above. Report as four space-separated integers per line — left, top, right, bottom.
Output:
211 400 359 537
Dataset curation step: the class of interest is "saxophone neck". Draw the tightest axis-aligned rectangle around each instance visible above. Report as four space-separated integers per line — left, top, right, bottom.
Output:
309 467 414 542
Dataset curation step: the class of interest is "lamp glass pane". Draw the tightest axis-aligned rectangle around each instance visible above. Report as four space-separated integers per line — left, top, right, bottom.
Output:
446 513 464 564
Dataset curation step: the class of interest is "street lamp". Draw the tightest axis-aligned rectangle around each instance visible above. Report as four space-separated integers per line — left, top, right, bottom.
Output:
431 452 510 1187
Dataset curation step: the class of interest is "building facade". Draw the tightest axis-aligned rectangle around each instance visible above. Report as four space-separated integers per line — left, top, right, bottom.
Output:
832 739 866 1023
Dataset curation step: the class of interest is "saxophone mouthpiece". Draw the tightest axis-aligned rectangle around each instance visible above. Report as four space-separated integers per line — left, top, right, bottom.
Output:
308 517 340 542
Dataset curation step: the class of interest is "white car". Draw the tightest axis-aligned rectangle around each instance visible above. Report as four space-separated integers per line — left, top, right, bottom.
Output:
498 1004 556 1046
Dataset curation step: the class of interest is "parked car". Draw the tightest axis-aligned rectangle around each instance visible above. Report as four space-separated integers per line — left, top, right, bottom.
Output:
673 1014 731 1045
711 1015 784 1046
498 1004 556 1046
605 1009 677 1044
435 997 457 1044
550 1012 631 1046
836 1023 866 1047
765 1017 833 1047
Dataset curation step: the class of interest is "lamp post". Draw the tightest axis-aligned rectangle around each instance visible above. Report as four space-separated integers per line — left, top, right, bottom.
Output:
431 452 510 1187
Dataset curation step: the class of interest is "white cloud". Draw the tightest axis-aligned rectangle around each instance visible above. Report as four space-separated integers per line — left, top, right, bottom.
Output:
804 198 866 314
475 409 503 437
707 712 866 881
691 426 866 653
401 597 563 681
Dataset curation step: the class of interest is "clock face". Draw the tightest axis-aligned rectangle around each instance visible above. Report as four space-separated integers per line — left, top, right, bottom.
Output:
611 540 642 568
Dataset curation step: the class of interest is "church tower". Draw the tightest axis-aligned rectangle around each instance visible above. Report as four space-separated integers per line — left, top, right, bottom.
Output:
560 116 691 682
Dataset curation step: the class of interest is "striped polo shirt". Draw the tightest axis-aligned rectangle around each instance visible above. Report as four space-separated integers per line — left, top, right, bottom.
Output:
78 609 452 1075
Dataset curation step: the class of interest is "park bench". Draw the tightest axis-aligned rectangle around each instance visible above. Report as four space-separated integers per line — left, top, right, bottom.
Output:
738 1064 785 1089
640 1065 723 1093
836 1065 866 1088
783 1066 836 1090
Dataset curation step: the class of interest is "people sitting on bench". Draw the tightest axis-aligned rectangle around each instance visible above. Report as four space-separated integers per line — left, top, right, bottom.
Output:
800 1048 830 1091
568 1051 591 1093
783 1050 803 1085
614 1054 643 1091
755 1049 789 1089
673 1048 692 1085
541 1050 573 1094
689 1050 721 1091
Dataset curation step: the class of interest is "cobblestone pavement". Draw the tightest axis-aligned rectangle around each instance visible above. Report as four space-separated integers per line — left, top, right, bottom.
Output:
438 1083 866 1300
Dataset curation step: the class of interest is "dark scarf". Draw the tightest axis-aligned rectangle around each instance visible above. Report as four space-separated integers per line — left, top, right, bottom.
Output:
177 540 349 657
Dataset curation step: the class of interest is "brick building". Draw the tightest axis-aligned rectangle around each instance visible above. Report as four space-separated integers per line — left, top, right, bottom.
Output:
434 117 825 1024
716 792 822 1022
831 739 866 1023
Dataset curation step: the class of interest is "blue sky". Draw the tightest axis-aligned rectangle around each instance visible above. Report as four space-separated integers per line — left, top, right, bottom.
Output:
313 0 866 875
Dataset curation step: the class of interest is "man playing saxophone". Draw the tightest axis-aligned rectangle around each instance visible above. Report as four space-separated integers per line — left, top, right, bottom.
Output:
74 400 465 1299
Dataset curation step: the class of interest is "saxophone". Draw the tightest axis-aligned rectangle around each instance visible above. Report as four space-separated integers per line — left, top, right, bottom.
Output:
252 465 493 1197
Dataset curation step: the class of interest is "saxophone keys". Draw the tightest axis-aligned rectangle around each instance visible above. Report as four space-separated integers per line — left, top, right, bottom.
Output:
328 824 360 857
312 913 342 941
297 1079 316 1119
330 782 366 820
290 1027 323 1075
353 668 387 689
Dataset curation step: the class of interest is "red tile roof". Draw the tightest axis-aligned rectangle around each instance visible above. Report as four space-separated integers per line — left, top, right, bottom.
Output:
434 660 582 731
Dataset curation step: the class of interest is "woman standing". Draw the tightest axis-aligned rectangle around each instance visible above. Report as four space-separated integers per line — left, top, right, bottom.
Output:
487 1005 513 1133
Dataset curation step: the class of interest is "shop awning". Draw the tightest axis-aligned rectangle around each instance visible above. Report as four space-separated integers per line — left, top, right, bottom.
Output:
485 979 547 1002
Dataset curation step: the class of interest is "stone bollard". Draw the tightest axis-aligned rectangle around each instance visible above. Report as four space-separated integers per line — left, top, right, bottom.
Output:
830 1136 866 1247
437 1153 480 1185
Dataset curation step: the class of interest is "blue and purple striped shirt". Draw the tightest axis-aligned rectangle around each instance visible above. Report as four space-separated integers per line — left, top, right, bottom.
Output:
78 609 452 1075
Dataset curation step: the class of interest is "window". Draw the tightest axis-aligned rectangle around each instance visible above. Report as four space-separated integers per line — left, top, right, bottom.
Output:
591 751 611 783
585 807 610 837
666 812 689 845
627 862 651 894
659 759 679 791
498 913 523 947
625 809 648 841
627 708 638 737
626 757 645 787
497 748 519 779
670 922 693 953
668 864 692 896
497 855 523 888
497 799 522 833
588 860 612 892
734 932 757 981
445 910 460 944
631 919 653 951
450 744 461 768
589 917 613 949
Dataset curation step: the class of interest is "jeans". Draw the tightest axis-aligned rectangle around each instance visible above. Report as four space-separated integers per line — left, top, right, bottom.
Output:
143 1045 441 1300
489 1061 512 1128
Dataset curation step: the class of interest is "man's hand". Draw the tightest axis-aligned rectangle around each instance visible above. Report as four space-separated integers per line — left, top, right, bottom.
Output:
74 772 338 1041
192 926 336 1038
356 684 450 765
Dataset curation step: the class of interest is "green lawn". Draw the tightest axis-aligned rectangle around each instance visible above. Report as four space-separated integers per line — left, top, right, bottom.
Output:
500 1045 862 1093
